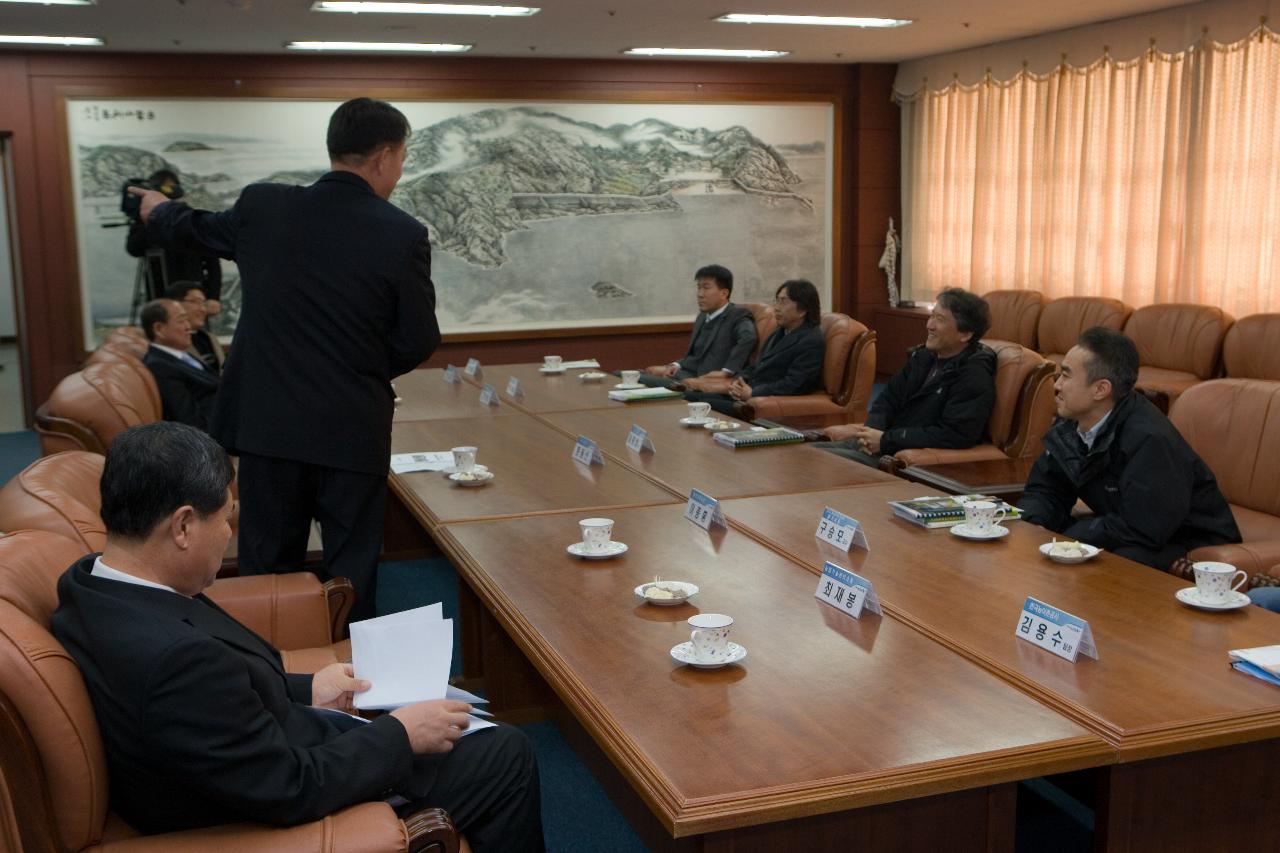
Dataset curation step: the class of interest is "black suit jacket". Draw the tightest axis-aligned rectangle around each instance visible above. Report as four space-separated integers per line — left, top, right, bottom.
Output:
148 171 441 475
143 345 220 431
741 324 826 397
676 304 757 378
50 556 417 834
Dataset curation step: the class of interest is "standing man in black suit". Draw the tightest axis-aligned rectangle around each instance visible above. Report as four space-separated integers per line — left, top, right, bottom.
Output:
140 297 220 431
640 264 757 388
131 98 441 623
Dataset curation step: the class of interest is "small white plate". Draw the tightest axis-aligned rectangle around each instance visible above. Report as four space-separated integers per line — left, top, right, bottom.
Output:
539 366 566 374
703 420 742 432
613 382 645 390
950 523 1010 541
634 580 698 605
1175 587 1251 611
448 470 494 487
566 540 629 560
671 641 747 668
679 416 711 426
577 372 607 381
1039 541 1102 564
441 464 489 476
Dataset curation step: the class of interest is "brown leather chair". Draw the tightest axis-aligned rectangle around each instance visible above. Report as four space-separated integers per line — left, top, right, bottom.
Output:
34 360 161 456
1124 303 1233 412
1171 380 1280 577
1036 296 1132 364
1222 314 1280 380
747 313 877 424
981 290 1044 350
739 301 779 362
101 328 150 360
884 341 1057 471
0 529 457 853
0 451 350 670
85 344 163 417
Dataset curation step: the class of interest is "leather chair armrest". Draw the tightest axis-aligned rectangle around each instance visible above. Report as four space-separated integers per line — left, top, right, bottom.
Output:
205 573 333 651
748 394 842 421
892 444 1007 468
1188 541 1280 577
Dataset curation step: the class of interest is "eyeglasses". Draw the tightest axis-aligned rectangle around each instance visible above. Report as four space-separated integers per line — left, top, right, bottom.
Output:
772 296 794 306
182 296 207 307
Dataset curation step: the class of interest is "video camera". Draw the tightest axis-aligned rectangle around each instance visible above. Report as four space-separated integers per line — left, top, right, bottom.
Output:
120 174 184 221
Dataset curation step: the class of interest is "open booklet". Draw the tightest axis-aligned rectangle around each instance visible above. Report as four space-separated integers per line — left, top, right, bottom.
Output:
1229 645 1280 687
349 603 495 734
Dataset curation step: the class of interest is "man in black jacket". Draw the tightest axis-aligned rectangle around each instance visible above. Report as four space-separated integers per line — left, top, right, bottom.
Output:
126 169 223 309
1019 327 1240 569
131 98 441 623
816 287 996 465
640 264 756 388
140 298 219 431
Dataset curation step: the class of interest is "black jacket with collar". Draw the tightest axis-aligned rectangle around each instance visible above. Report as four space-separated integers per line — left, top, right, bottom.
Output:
741 323 825 398
676 303 757 377
143 345 220 431
867 342 997 455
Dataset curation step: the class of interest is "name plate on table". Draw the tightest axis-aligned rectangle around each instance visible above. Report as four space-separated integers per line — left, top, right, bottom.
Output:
1015 596 1098 662
625 424 655 453
572 436 605 466
684 488 726 530
478 384 500 407
815 562 881 619
443 364 461 384
815 506 869 552
464 358 482 377
506 376 523 398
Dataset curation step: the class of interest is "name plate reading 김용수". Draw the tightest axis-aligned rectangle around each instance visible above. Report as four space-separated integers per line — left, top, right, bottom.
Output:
1015 596 1098 663
464 358 482 377
443 364 461 384
506 376 523 398
625 424 655 453
814 506 869 553
684 488 726 530
815 562 882 620
572 436 606 466
478 384 500 407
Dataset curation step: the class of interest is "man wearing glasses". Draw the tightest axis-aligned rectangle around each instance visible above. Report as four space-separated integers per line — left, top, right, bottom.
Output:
166 283 224 375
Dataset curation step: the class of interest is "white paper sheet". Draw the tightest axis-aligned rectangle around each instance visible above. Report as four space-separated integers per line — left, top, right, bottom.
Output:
351 605 454 710
390 452 454 474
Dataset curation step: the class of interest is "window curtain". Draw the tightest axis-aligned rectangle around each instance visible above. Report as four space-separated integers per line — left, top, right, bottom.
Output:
897 26 1280 318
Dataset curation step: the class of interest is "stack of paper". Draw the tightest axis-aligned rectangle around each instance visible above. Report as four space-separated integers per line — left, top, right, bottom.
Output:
390 452 454 474
1229 645 1280 686
561 359 601 369
607 387 683 402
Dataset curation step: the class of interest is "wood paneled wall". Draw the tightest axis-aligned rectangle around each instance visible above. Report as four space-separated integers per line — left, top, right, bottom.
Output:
0 51 898 413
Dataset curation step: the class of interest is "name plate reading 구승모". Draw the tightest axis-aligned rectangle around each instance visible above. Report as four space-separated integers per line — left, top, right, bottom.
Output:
572 436 606 466
1015 596 1098 663
814 562 882 620
814 506 869 553
506 376 523 398
684 488 726 530
625 424 655 454
478 384 500 407
443 364 461 384
464 358 482 377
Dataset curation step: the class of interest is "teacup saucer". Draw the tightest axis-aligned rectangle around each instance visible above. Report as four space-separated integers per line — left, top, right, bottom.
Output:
1175 587 1251 611
679 416 711 426
566 540 629 560
449 470 494 487
634 580 698 605
670 641 747 669
950 523 1010 541
539 365 566 374
613 382 645 390
441 464 489 476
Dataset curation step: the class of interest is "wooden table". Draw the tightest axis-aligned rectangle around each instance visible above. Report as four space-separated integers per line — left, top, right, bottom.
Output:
392 368 518 422
468 362 684 415
434 503 1110 848
899 457 1037 502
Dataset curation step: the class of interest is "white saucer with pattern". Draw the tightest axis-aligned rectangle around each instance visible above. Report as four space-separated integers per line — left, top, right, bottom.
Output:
950 523 1010 541
1175 587 1251 611
566 541 629 560
670 641 747 668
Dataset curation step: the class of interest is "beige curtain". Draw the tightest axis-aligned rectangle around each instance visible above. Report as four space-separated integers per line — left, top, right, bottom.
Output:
898 27 1280 318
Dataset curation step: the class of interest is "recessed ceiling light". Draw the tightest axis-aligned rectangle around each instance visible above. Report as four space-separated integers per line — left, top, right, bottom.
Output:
285 40 473 52
624 47 789 58
716 13 911 28
0 34 104 45
0 1 95 5
310 2 539 14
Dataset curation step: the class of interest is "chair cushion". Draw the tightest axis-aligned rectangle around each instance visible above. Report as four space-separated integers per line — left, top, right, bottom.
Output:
0 452 107 551
983 290 1043 349
1036 297 1131 363
1134 366 1203 404
1124 303 1232 379
1222 314 1280 380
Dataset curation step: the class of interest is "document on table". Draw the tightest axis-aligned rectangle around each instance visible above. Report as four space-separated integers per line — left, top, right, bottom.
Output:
560 359 600 369
390 451 453 474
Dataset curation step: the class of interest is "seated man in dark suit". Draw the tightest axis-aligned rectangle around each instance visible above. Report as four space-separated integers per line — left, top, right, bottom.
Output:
140 298 220 430
682 279 825 417
815 287 996 466
1018 327 1240 570
50 422 544 851
165 282 224 374
640 264 756 388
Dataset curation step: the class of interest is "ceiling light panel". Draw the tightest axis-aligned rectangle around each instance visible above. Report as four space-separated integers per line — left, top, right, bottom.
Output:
624 47 789 58
286 40 473 52
310 2 539 14
0 34 103 45
716 13 911 28
0 0 95 5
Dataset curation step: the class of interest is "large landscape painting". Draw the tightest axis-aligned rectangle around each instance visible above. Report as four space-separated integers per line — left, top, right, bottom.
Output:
67 98 833 344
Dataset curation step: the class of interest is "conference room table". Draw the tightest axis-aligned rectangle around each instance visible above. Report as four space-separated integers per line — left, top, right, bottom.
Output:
464 360 682 415
392 367 519 422
386 363 1280 851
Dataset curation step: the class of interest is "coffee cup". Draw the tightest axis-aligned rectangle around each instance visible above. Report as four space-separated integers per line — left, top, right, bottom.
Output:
543 355 562 369
687 401 712 421
1192 561 1247 604
688 613 733 662
451 446 478 473
621 370 641 385
578 517 614 553
962 499 1007 531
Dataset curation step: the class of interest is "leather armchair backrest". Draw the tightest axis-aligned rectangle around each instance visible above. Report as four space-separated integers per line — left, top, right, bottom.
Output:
0 452 107 551
985 341 1053 451
819 313 855 395
1170 379 1280 517
1222 314 1280 380
85 346 162 416
100 330 149 361
1037 296 1132 362
983 290 1044 349
740 302 778 362
1124 304 1233 379
42 362 160 459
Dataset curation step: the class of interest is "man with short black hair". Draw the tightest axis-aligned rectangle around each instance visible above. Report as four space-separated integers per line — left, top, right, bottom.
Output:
131 97 441 623
140 297 220 431
164 282 224 374
640 264 756 388
51 423 544 850
1019 327 1240 569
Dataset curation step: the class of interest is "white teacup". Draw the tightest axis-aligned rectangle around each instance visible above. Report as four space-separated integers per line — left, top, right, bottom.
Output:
963 499 1007 531
451 446 477 473
688 613 734 662
1192 561 1247 604
578 517 614 553
621 370 641 385
544 355 562 369
687 401 712 421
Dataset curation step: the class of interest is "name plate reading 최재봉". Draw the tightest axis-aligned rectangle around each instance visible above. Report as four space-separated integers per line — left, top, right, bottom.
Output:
572 436 606 466
684 488 726 530
814 562 881 619
814 506 869 552
625 424 655 454
1015 596 1098 662
478 384 500 407
506 376 523 398
464 358 482 377
443 364 461 384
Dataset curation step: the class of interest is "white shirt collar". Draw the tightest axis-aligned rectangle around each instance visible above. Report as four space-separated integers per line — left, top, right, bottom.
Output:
152 343 194 362
705 303 728 322
91 555 182 595
1077 408 1112 451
